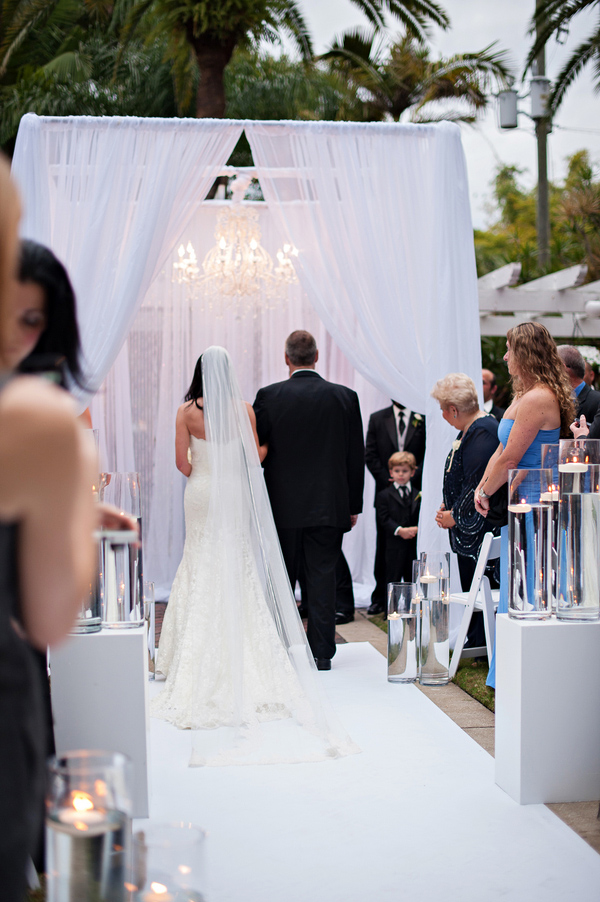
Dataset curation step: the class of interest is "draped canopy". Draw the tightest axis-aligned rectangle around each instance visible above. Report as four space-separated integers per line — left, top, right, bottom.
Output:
11 113 482 596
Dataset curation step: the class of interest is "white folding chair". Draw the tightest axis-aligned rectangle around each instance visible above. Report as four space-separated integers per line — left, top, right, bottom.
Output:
448 532 501 679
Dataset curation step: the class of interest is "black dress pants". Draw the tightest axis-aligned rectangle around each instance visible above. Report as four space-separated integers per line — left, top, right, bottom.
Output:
371 510 388 604
277 525 344 661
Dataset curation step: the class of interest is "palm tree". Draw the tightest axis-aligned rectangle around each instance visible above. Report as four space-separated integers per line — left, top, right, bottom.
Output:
120 0 451 119
321 30 513 123
526 0 600 114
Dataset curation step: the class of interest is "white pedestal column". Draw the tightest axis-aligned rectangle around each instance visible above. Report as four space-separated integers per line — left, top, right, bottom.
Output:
495 614 600 804
50 626 150 817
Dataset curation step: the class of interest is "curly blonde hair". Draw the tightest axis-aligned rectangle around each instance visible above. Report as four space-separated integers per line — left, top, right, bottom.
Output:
507 322 575 437
430 372 479 414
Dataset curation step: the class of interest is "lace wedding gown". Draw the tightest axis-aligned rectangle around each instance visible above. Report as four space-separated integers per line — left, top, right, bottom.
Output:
150 346 359 766
152 437 307 730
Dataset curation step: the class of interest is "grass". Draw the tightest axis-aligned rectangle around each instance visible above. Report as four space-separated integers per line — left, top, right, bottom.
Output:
367 614 495 712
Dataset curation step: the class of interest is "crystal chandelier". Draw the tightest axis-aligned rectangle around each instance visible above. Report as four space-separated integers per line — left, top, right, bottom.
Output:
171 173 298 316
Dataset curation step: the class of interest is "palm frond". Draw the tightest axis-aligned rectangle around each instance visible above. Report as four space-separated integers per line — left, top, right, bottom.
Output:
549 28 600 111
525 0 595 74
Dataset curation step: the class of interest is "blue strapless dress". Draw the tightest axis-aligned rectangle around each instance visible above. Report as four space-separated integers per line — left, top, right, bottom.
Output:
486 419 560 688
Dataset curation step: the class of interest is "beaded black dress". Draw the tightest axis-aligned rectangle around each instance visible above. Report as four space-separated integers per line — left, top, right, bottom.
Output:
442 414 500 590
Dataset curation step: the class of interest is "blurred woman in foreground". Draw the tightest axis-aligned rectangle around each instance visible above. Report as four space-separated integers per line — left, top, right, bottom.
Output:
0 157 97 900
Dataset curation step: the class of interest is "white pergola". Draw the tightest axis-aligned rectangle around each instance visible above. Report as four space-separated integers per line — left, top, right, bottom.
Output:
478 262 600 338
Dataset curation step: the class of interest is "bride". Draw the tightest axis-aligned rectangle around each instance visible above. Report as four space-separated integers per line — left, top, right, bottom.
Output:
151 347 358 766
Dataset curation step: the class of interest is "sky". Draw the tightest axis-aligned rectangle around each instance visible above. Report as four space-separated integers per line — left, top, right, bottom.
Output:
293 0 600 229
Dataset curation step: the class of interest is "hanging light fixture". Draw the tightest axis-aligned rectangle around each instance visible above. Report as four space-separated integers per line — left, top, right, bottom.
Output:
171 172 298 316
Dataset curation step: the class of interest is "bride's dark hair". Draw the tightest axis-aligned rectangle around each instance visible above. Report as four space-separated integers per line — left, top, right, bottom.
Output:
184 355 203 408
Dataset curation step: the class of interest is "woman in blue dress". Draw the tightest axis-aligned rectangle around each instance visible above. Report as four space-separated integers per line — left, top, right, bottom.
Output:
474 323 575 688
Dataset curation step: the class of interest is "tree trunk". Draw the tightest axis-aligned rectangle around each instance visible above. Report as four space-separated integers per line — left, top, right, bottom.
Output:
190 35 237 119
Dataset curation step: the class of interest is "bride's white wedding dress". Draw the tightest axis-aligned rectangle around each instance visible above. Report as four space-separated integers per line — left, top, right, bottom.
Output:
150 347 358 766
152 437 307 729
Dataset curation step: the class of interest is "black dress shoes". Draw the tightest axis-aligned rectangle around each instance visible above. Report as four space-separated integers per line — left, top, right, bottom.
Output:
335 612 354 625
314 658 331 671
367 601 385 616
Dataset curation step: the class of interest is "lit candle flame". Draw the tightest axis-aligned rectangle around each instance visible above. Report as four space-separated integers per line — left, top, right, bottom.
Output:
71 791 94 813
150 883 169 895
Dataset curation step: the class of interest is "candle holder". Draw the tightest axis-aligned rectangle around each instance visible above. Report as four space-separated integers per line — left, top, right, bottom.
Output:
144 581 156 680
72 539 103 634
46 750 132 902
557 439 600 621
508 468 553 619
99 529 144 628
101 472 144 614
387 582 418 683
131 823 207 901
540 444 560 611
418 552 450 686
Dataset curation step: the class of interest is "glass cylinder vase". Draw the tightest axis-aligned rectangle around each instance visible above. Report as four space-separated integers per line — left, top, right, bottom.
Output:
508 468 553 619
46 751 132 902
557 439 600 621
99 529 143 628
71 539 102 634
418 552 450 686
387 582 418 683
540 444 560 611
100 472 144 613
131 823 207 902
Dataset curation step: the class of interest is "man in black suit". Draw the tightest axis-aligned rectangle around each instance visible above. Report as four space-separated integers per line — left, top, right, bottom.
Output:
365 402 425 614
254 331 365 670
482 369 505 422
557 345 600 422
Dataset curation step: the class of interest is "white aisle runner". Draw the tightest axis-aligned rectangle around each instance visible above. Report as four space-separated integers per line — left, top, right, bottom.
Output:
144 643 600 901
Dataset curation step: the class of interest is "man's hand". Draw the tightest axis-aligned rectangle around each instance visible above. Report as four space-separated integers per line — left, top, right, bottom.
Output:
571 414 589 439
396 525 418 539
350 514 359 528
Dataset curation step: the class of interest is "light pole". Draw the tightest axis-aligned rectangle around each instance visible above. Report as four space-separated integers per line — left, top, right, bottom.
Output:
497 1 551 270
533 0 550 269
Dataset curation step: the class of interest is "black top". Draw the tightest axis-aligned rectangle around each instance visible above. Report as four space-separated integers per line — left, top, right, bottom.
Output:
365 405 426 494
442 415 500 559
0 374 45 899
254 370 365 530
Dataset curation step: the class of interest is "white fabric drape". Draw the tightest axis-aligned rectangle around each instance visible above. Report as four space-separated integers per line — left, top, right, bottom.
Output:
11 113 243 414
245 121 482 553
132 205 386 599
10 114 482 594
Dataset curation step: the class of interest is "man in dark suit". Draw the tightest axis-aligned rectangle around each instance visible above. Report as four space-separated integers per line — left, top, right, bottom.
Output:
365 402 425 614
254 331 365 670
482 369 505 422
557 345 600 422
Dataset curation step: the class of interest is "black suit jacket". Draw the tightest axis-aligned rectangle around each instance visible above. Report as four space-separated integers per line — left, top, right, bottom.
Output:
375 484 421 537
489 403 505 422
576 383 600 422
365 406 426 495
254 371 364 530
375 483 421 583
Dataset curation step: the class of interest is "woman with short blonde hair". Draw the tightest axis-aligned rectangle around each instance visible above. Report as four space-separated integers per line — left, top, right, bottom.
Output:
431 372 499 647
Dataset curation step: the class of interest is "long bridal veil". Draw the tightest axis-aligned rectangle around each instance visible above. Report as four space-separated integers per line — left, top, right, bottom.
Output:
189 347 359 766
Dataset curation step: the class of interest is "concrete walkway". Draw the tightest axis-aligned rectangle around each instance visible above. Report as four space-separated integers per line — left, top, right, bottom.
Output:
336 610 600 855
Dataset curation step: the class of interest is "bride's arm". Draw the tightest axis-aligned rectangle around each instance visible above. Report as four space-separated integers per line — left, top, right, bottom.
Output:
246 403 268 462
175 406 192 476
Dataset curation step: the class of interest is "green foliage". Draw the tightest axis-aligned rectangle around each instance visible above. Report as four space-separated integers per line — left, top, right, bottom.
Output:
526 0 600 114
453 659 495 711
322 30 513 123
473 157 596 283
224 50 367 122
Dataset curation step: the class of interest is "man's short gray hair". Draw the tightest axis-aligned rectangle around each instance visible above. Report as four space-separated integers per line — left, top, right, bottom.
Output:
557 345 586 380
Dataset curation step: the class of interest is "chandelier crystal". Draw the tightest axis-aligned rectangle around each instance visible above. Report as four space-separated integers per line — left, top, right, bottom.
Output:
171 173 298 317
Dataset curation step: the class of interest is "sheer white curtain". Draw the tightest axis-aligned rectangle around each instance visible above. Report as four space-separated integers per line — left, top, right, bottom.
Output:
11 114 243 423
245 121 482 553
129 204 386 598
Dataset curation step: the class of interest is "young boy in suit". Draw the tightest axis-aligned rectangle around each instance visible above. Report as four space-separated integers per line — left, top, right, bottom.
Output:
375 451 421 586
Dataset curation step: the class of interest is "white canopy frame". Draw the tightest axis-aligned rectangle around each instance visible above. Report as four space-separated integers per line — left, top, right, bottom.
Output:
11 114 482 600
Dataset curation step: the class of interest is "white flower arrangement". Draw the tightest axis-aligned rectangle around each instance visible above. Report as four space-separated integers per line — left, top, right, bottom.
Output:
577 346 600 366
